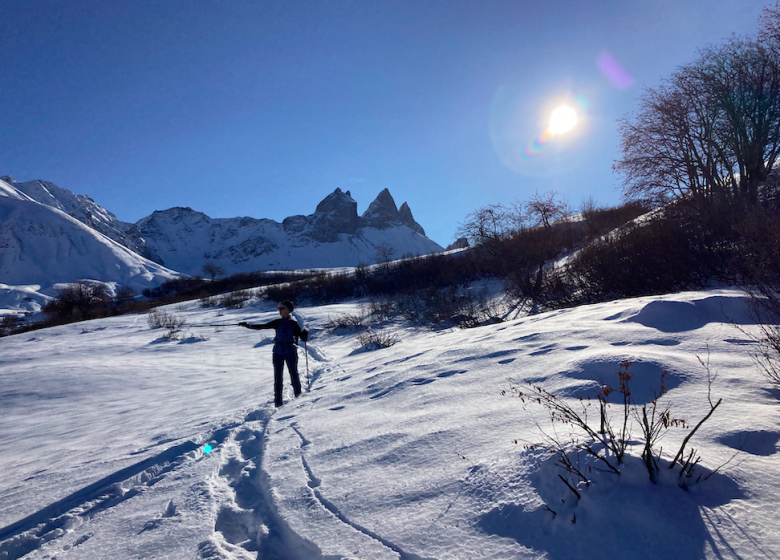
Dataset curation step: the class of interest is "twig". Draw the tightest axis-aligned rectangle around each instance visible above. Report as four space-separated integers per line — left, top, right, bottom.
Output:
669 398 722 469
558 474 581 499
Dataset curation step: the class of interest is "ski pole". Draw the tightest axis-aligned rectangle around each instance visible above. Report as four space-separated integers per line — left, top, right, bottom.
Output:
188 323 242 327
304 340 311 391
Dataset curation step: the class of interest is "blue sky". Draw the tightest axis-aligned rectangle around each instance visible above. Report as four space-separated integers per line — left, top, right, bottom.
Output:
1 0 770 245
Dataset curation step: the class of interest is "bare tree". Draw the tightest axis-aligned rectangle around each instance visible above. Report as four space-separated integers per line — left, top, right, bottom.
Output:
759 2 780 52
375 243 395 268
114 285 137 303
523 191 571 228
615 33 780 206
456 203 516 244
699 38 780 203
44 281 111 320
202 262 225 281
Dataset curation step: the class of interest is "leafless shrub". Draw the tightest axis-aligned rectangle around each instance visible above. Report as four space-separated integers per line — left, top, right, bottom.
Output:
43 281 111 320
395 287 502 329
0 314 21 335
220 290 251 309
357 328 399 349
147 308 187 339
200 294 219 307
509 360 725 503
368 297 394 320
732 206 780 387
114 285 137 303
375 243 395 269
325 312 367 332
580 199 651 238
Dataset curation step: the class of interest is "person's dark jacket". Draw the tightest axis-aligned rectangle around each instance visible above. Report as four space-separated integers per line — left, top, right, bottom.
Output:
240 317 308 353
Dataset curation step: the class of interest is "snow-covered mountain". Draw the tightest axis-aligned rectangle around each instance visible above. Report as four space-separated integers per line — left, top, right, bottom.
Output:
1 175 164 264
127 187 443 275
0 178 182 294
1 176 444 277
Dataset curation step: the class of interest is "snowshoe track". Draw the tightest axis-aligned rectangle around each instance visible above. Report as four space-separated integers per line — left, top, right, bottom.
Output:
198 406 323 559
0 410 260 559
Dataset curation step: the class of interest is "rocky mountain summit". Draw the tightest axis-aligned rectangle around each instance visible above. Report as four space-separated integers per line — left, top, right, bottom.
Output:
129 188 440 275
287 187 425 242
361 188 426 235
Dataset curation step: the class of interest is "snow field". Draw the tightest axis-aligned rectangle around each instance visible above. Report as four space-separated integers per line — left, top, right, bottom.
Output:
0 288 778 559
264 290 780 559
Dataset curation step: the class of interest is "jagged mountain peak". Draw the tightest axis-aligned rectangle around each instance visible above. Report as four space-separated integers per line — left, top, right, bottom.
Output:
361 188 399 226
398 201 425 236
310 188 360 240
360 189 425 235
315 188 358 214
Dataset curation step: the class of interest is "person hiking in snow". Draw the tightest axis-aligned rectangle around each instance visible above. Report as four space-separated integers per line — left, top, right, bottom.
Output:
239 300 309 407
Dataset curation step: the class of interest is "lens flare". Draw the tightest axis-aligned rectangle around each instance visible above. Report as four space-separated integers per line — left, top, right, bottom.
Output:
489 86 590 175
203 445 213 454
597 51 634 91
549 105 577 134
517 95 588 164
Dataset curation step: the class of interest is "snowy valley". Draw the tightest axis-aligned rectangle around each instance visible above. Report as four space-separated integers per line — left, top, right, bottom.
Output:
1 286 778 559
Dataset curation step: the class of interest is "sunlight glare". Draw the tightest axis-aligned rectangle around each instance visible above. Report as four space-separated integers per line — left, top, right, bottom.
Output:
549 105 577 134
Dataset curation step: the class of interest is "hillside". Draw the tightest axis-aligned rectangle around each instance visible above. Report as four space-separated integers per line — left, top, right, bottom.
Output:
0 287 777 559
0 178 182 297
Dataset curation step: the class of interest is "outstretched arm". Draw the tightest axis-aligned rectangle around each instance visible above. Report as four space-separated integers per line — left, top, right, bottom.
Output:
239 319 280 330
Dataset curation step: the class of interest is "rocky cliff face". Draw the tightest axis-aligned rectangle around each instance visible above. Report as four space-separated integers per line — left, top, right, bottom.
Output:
308 188 360 242
359 188 425 235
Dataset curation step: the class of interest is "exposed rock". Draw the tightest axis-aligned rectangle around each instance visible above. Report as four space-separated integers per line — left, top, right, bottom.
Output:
399 202 425 236
361 188 401 230
446 237 470 251
314 188 359 233
282 214 307 234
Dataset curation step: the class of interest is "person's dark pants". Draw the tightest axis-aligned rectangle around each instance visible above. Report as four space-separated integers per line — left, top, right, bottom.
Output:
273 351 301 407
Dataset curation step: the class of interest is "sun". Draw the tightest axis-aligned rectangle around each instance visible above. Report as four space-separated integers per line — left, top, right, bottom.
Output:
549 105 578 134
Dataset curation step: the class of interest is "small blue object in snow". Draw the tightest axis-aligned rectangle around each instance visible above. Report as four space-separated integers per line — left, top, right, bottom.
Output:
203 445 213 454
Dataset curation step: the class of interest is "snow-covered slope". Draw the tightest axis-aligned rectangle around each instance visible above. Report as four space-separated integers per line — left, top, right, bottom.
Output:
0 288 778 559
131 188 443 275
1 176 163 264
0 179 182 293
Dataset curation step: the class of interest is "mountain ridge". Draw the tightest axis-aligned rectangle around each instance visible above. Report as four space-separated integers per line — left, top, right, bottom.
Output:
0 176 443 279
